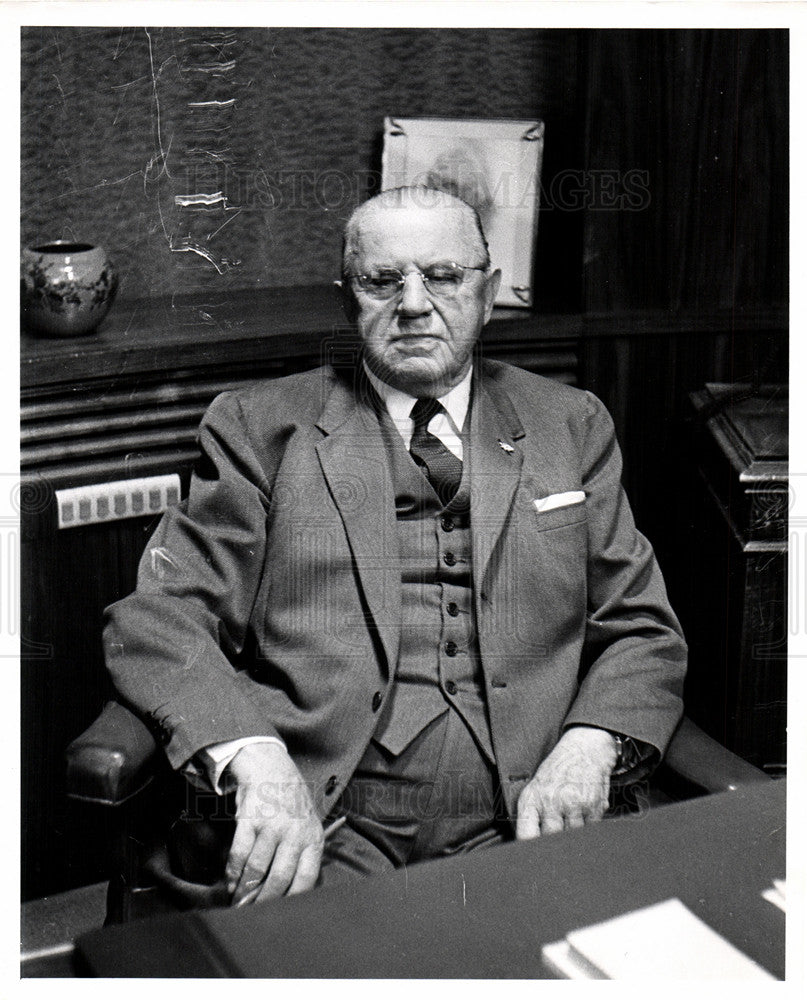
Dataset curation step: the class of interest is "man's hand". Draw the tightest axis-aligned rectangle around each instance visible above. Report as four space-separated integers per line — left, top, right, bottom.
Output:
225 742 325 905
515 726 617 839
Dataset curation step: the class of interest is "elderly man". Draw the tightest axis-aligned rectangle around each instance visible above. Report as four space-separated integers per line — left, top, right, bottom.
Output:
104 186 686 906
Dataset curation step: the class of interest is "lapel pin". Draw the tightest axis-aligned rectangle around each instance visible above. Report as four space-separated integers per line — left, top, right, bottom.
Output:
498 440 515 454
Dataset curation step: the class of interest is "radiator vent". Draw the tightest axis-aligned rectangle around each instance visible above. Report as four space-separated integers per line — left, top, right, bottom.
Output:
56 475 181 529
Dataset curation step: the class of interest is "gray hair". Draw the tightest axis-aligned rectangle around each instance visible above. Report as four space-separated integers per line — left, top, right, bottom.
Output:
342 186 491 280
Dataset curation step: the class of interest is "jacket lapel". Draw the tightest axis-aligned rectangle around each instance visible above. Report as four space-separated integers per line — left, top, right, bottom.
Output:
313 364 526 675
470 368 526 592
315 375 401 677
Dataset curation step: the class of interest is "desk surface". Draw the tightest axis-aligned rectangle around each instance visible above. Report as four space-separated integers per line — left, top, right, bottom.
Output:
76 781 786 979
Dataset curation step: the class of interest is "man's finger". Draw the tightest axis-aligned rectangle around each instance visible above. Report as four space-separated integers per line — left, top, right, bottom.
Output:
232 832 278 904
564 808 585 831
287 841 324 896
584 804 608 824
539 809 565 836
256 839 301 902
582 791 609 823
225 821 258 895
515 791 542 840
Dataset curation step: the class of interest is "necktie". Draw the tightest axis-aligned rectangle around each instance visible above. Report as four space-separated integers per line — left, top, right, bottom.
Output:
409 397 463 503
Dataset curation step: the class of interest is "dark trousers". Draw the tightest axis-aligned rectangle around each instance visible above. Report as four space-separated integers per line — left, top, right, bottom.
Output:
319 709 511 887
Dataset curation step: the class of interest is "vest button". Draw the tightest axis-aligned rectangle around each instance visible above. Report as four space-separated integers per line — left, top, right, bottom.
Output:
440 515 454 532
445 680 458 695
446 601 459 617
372 690 383 711
443 552 456 566
444 641 458 657
325 775 338 795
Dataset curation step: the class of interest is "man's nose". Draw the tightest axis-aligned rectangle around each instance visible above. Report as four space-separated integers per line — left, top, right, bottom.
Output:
397 272 433 316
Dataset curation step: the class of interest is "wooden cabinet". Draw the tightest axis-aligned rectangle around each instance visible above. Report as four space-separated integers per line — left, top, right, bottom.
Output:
683 384 787 771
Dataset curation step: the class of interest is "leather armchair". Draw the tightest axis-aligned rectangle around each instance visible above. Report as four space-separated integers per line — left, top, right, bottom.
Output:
66 702 770 923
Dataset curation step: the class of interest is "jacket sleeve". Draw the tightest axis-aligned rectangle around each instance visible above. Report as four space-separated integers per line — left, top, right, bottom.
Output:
103 391 282 769
561 391 687 757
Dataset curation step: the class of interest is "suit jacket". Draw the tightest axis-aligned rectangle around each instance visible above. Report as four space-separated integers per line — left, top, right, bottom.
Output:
104 359 687 818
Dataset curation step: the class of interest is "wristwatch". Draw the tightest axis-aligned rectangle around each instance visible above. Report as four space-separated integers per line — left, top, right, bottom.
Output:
611 731 639 775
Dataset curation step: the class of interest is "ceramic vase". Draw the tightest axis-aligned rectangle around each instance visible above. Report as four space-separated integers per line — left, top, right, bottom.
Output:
21 242 119 337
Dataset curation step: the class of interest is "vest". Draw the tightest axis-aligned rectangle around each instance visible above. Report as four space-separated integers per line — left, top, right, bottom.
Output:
370 401 495 763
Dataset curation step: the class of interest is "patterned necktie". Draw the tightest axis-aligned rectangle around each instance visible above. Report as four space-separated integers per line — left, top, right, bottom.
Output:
409 397 463 503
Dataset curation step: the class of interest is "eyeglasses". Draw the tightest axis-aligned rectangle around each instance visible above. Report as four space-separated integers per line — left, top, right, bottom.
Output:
345 262 487 300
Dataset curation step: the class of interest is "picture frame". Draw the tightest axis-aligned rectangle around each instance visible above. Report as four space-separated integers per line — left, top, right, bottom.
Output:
381 116 545 308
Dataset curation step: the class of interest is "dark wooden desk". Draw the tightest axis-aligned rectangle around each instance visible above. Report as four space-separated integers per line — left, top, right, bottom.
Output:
75 780 785 979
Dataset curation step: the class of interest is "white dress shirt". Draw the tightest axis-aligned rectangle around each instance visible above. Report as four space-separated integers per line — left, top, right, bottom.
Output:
363 361 472 460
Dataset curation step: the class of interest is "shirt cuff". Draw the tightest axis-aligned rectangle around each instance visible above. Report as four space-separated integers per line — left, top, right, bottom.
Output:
185 736 286 795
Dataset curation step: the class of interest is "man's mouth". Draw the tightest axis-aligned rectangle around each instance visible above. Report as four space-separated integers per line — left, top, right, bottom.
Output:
391 333 442 353
392 330 441 342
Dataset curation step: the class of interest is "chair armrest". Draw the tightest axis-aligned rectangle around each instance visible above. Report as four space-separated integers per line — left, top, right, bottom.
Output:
659 716 770 795
66 701 159 806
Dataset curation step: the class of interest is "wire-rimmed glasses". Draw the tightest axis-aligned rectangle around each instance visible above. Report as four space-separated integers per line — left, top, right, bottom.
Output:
345 261 487 300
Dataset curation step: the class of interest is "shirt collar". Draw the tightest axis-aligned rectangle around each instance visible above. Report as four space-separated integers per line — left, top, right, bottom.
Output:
362 361 472 432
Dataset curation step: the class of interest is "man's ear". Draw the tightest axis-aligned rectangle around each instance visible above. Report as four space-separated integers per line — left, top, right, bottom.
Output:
334 279 359 323
482 268 502 323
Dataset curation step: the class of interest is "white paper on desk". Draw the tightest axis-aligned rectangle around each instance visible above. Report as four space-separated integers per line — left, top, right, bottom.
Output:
542 898 775 980
762 880 786 913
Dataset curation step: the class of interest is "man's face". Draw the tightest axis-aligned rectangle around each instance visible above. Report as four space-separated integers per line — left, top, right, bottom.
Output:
347 203 501 396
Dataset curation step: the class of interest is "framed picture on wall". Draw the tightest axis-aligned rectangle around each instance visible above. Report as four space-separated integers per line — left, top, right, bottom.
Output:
381 116 545 308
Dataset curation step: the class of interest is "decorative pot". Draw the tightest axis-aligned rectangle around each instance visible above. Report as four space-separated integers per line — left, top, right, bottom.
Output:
21 242 119 337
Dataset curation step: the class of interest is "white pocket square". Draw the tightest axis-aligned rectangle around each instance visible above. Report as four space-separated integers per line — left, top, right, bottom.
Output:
533 490 585 513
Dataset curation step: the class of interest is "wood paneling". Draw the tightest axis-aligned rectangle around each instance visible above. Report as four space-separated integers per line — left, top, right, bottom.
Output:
578 32 788 771
582 29 788 315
